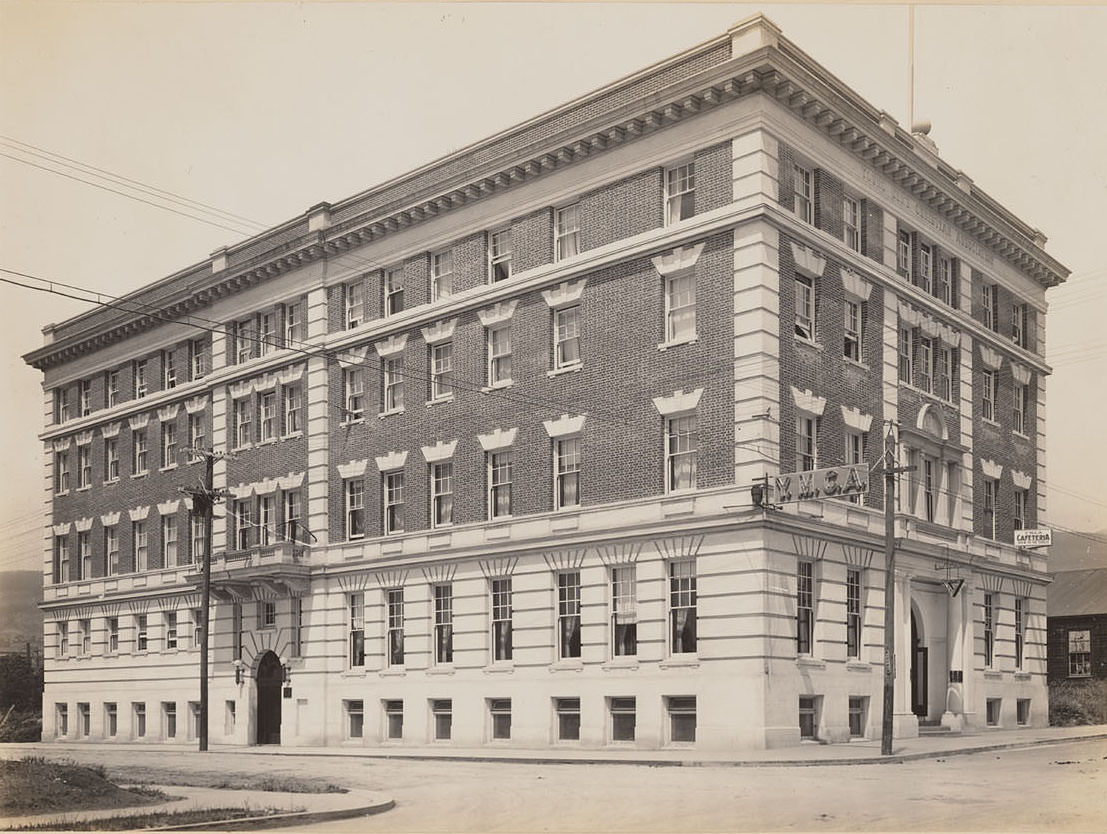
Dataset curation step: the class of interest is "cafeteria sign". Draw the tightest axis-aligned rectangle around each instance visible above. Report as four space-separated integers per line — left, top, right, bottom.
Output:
772 464 869 504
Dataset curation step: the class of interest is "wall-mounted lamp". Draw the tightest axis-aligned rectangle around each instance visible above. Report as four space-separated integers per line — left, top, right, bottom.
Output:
232 658 244 685
279 655 291 683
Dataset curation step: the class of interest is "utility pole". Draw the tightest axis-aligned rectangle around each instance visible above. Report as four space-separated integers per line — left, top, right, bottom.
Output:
881 422 913 756
179 447 229 752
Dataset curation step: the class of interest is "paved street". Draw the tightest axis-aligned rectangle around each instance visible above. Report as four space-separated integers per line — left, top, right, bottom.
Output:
3 738 1104 831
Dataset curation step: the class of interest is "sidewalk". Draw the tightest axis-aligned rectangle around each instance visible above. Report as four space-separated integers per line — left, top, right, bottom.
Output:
0 786 393 831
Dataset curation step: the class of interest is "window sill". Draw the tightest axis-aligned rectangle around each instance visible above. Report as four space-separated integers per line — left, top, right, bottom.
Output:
981 418 1001 429
340 418 365 427
379 668 406 677
426 395 455 407
256 438 278 447
550 660 584 672
104 478 119 486
846 661 873 672
659 656 699 669
377 408 405 419
1012 431 1031 442
983 670 1002 680
158 465 178 473
55 490 70 497
75 486 91 493
483 664 515 674
482 381 514 393
130 473 148 480
281 431 303 440
793 337 824 352
842 358 870 371
426 666 455 676
602 659 640 672
1014 671 1031 680
546 363 583 378
341 669 367 679
657 336 697 352
797 657 826 670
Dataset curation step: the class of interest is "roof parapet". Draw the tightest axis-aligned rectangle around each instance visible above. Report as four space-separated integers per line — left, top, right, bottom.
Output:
728 14 782 57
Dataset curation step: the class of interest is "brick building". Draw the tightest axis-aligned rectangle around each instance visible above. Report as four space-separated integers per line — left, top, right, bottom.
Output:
24 16 1066 751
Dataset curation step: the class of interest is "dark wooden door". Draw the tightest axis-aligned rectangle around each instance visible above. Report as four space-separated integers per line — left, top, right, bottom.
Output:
256 651 282 745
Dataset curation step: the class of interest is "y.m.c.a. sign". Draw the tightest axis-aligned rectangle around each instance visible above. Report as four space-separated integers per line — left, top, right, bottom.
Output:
773 465 869 504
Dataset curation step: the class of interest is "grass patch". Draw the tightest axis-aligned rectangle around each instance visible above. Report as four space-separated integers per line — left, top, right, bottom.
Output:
1049 678 1107 726
107 765 346 794
0 757 170 816
8 805 292 831
0 707 42 743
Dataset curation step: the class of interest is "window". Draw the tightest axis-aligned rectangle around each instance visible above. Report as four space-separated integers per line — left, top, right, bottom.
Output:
667 696 696 743
191 608 203 649
163 350 178 389
76 533 91 581
611 565 637 657
107 617 119 654
133 702 146 738
1068 630 1091 677
488 326 512 386
986 698 1001 727
54 388 70 423
981 369 997 422
665 272 696 343
235 318 255 363
349 593 365 667
289 599 301 657
258 311 277 356
554 306 582 368
382 358 404 412
898 327 913 383
378 471 403 535
136 613 148 652
76 444 91 489
188 413 205 458
189 513 206 564
54 450 69 494
190 339 208 380
106 370 120 408
923 456 937 522
384 268 404 316
134 360 148 399
936 345 953 402
259 392 276 441
795 415 817 472
430 342 453 401
233 398 252 448
842 196 860 251
797 561 814 655
1017 699 1030 726
132 428 148 474
489 699 512 740
846 569 862 658
105 527 119 576
225 701 236 735
555 437 581 510
983 592 995 667
162 515 178 566
79 380 91 417
983 478 998 540
345 280 364 329
1014 597 1027 670
489 451 513 519
794 275 815 340
53 535 69 584
386 588 404 666
56 703 68 736
432 699 452 740
431 462 454 527
258 601 276 629
610 697 636 742
284 301 304 347
1012 303 1027 347
897 229 911 279
918 244 933 293
849 696 867 738
165 611 178 650
345 479 365 540
845 432 864 504
489 229 513 282
234 500 252 551
843 300 861 361
556 698 581 741
284 385 302 435
666 415 697 492
434 584 453 664
982 283 998 331
105 702 118 737
57 621 69 657
258 495 274 546
105 437 119 481
431 250 453 301
346 700 364 739
669 560 696 654
557 572 582 660
284 490 302 542
161 422 177 469
232 603 243 658
1014 488 1028 532
343 368 365 421
917 337 933 393
133 521 148 572
799 696 818 739
938 258 953 306
555 204 581 261
77 702 90 737
491 578 513 662
665 162 695 224
384 700 403 740
1013 383 1028 434
793 163 812 224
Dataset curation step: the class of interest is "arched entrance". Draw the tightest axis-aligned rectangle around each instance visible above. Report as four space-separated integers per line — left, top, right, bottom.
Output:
910 607 928 718
256 651 282 745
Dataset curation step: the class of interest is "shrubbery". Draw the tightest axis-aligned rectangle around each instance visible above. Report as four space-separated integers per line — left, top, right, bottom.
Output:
1049 678 1107 726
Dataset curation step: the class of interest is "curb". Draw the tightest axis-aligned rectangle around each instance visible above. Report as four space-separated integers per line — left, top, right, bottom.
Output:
151 797 395 831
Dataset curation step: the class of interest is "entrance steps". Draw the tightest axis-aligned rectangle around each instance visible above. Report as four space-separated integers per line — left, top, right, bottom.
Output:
918 719 961 737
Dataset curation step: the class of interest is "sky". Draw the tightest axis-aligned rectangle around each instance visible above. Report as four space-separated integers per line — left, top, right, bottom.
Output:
1 1 1105 574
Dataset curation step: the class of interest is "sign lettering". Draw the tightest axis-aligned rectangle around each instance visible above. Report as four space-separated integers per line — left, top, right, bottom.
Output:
773 464 870 504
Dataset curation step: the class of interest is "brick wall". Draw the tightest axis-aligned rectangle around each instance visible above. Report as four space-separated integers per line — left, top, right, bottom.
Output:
1047 614 1107 682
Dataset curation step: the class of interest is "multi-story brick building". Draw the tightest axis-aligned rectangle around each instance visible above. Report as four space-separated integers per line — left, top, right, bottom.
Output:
24 16 1066 751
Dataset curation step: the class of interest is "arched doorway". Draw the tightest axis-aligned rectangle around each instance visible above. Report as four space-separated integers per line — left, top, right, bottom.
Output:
910 607 928 718
256 651 282 745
